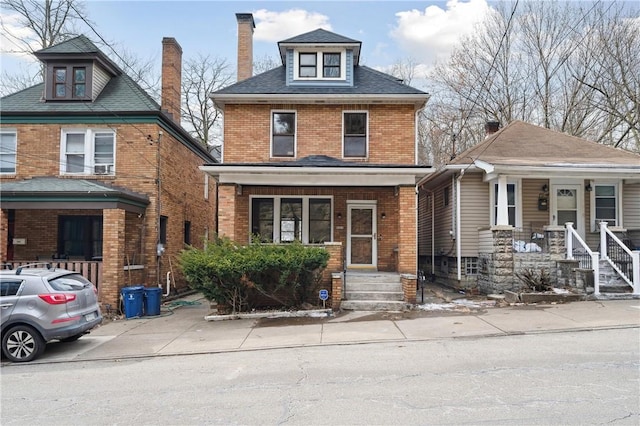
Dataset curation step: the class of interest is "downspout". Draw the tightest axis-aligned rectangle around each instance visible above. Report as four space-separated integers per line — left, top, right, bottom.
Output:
422 188 435 277
156 131 163 288
456 170 464 282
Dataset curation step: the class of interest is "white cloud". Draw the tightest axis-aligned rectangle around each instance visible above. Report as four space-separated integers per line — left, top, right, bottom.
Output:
0 11 40 59
390 0 491 66
253 9 332 42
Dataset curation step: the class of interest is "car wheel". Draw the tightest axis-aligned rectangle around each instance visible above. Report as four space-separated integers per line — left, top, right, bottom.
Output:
2 325 45 362
60 333 84 343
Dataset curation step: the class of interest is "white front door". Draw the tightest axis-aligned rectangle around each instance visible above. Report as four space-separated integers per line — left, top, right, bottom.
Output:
552 184 584 236
347 203 377 269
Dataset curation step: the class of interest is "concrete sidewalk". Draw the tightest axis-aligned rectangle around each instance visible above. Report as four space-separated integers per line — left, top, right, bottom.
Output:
12 297 640 365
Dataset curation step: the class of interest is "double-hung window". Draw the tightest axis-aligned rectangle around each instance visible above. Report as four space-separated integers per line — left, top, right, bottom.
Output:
272 111 296 157
251 197 332 244
61 129 115 175
343 112 367 157
492 182 519 227
594 184 618 227
48 64 90 100
323 53 341 77
296 51 343 80
0 130 17 174
299 53 317 77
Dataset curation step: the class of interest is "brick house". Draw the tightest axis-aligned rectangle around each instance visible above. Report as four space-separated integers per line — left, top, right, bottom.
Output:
201 14 433 309
418 120 640 296
0 36 216 311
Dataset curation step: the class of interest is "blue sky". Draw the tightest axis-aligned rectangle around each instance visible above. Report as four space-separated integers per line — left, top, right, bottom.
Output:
1 0 493 85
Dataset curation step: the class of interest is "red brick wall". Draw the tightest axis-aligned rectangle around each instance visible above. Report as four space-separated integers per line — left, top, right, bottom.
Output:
223 104 416 164
0 121 216 308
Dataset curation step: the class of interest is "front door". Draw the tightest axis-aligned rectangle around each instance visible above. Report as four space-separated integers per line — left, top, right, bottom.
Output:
552 184 584 236
347 203 377 269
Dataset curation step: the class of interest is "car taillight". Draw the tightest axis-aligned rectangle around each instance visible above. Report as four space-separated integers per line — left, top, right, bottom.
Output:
38 293 77 304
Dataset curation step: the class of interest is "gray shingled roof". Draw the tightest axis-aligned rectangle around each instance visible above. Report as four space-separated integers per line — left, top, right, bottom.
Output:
450 120 640 167
36 35 100 55
0 177 149 203
279 28 360 44
205 155 430 169
212 65 426 96
0 73 160 113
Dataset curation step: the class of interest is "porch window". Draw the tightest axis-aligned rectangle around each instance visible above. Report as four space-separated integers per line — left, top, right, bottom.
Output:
493 183 517 226
272 111 296 157
61 129 115 175
0 130 17 174
58 216 102 260
250 196 333 244
343 112 367 157
594 184 617 227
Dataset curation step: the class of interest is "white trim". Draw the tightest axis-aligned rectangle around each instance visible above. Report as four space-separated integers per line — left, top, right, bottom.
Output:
293 49 346 81
346 201 377 269
204 174 209 200
589 180 622 231
0 128 17 175
488 178 522 227
342 110 368 159
59 128 116 176
270 110 297 158
551 182 585 237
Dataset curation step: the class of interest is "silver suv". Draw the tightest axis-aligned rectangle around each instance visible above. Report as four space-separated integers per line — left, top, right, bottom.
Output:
1 264 103 362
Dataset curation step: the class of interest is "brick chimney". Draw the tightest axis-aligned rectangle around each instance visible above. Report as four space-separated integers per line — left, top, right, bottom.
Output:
161 37 182 123
236 13 255 82
485 121 500 137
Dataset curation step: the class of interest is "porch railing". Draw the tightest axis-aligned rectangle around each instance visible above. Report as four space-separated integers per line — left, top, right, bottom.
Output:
599 222 640 294
565 222 600 295
2 260 103 290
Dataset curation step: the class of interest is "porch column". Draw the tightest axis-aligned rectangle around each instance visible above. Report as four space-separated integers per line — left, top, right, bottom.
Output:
101 209 126 310
0 209 7 262
496 175 509 226
218 183 237 240
397 185 417 274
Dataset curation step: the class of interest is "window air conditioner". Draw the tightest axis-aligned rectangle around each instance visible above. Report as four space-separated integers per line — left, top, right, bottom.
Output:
94 164 113 175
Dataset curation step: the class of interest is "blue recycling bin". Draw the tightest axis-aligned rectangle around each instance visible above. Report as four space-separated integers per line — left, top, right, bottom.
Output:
144 287 162 316
121 285 144 318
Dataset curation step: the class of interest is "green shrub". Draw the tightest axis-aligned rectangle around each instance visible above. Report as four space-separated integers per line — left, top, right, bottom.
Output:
179 236 330 313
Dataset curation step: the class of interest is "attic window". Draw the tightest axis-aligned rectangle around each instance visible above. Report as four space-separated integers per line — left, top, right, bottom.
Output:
46 63 92 101
295 51 345 80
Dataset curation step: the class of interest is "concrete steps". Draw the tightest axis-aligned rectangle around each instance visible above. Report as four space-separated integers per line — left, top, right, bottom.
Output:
341 272 408 311
598 261 633 294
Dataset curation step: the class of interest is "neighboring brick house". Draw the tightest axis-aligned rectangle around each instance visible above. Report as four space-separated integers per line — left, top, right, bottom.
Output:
202 14 433 308
0 36 216 311
418 120 640 296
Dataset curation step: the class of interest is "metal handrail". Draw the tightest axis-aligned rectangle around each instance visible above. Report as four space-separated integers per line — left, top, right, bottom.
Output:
599 222 639 294
565 222 600 295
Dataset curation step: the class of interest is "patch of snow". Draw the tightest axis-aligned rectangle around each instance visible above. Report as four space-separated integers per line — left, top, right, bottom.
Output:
416 298 496 311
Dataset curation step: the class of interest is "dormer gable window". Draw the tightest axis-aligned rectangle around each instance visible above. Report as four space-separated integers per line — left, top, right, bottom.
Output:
47 63 92 101
294 50 345 80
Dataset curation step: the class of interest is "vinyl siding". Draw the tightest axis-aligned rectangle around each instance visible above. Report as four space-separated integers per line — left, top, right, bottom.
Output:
521 179 549 230
459 172 489 257
92 64 110 100
623 182 640 230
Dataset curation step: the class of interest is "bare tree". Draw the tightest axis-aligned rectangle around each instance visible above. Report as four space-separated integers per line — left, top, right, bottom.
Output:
181 54 233 150
253 54 280 75
423 0 639 164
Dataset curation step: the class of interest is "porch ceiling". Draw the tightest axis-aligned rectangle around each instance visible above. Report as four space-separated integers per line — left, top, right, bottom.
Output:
200 164 434 186
0 177 150 214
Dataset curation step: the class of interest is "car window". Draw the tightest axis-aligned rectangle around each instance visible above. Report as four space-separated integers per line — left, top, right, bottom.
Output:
1 279 23 296
48 274 91 291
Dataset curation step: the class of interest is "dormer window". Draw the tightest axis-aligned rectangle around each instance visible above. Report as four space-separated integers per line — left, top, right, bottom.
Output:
46 63 92 101
294 50 345 80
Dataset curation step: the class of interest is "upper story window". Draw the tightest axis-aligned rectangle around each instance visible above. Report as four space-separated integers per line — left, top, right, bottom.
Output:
323 53 340 77
299 53 317 77
47 63 91 101
60 129 115 175
272 111 296 157
0 129 17 174
295 51 344 80
343 112 367 158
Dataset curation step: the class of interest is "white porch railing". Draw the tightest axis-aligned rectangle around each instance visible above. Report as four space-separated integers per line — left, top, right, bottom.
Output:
565 222 600 295
599 222 640 295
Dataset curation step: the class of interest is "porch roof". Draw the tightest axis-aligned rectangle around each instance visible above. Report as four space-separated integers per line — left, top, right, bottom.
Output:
0 177 150 214
200 156 434 186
